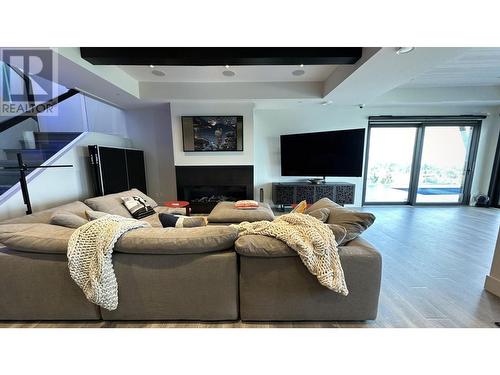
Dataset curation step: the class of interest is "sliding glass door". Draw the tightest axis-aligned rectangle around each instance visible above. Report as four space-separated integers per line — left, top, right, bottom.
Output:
364 127 417 203
363 122 480 205
415 126 474 203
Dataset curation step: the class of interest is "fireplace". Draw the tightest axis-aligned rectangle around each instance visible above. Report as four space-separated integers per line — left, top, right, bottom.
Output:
176 166 254 213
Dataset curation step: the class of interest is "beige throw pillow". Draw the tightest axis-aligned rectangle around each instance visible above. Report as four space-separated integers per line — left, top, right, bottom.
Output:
50 212 89 229
306 208 330 222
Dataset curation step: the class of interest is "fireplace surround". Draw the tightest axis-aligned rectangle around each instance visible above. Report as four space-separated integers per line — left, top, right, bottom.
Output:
176 166 254 213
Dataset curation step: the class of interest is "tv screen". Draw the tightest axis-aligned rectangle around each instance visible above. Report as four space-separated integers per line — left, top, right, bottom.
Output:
182 116 243 152
280 128 365 177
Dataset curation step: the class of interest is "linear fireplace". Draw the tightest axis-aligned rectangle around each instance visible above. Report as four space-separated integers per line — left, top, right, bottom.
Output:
176 165 254 213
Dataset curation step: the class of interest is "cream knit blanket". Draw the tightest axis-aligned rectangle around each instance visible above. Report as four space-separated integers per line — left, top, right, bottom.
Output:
233 213 348 295
67 215 151 310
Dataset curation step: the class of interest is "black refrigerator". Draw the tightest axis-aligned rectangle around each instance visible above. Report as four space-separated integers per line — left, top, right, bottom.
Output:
88 145 147 196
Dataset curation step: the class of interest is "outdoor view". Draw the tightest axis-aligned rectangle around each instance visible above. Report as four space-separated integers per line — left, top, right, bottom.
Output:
365 126 473 204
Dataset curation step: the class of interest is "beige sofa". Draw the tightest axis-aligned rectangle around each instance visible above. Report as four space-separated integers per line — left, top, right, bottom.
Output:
0 191 239 321
0 191 381 322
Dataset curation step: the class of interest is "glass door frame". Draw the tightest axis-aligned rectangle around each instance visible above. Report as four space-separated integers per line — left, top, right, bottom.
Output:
362 121 482 206
487 131 500 208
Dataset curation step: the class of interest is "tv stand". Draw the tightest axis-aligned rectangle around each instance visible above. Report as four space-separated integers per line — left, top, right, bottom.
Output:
307 177 326 185
272 181 355 209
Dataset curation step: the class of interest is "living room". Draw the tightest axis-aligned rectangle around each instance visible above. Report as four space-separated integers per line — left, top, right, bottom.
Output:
1 1 500 374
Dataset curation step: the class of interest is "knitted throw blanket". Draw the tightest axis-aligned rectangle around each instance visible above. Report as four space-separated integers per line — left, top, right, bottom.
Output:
67 215 151 310
234 213 349 295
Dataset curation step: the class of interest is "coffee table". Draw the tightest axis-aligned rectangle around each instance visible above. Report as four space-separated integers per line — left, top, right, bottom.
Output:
163 200 191 216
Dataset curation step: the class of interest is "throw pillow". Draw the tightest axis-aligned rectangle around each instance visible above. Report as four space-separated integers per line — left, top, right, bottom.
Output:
159 213 207 228
86 210 110 221
122 196 155 219
291 200 308 214
304 197 341 214
327 206 375 243
234 200 259 210
307 208 330 222
327 224 348 245
50 212 89 229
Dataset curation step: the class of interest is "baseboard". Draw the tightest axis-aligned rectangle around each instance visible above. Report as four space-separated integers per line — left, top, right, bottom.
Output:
484 275 500 298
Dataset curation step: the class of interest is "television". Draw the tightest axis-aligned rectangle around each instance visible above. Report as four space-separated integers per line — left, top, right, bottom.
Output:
280 128 365 177
182 116 243 152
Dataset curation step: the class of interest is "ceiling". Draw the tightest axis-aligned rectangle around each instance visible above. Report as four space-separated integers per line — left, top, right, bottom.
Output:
118 65 337 83
36 47 500 108
401 48 500 88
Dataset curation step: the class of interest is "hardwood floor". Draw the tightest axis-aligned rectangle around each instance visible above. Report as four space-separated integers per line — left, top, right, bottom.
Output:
2 206 500 328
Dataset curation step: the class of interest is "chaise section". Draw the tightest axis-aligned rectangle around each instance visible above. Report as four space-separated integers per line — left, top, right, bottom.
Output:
0 248 101 320
101 225 240 320
101 251 238 321
236 236 382 321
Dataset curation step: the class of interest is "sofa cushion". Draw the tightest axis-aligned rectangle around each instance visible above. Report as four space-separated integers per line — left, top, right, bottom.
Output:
0 201 91 225
235 235 296 257
307 208 330 222
327 224 348 245
50 212 89 229
115 225 238 254
304 198 375 243
84 189 157 218
85 210 109 221
304 197 340 213
234 232 375 258
208 201 275 223
327 206 375 243
0 223 74 254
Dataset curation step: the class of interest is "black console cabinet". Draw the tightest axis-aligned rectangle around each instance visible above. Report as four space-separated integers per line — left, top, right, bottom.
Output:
272 182 355 207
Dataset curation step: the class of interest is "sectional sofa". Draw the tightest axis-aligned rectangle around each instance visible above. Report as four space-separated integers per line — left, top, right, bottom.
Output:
0 189 382 322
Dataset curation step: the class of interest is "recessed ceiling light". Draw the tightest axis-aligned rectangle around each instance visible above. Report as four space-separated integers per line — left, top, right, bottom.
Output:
292 69 305 76
300 64 304 68
151 69 165 76
225 65 230 69
149 64 155 68
396 47 415 55
321 100 332 106
223 70 235 77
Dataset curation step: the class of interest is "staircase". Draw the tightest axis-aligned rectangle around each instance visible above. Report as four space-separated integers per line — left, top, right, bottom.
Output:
0 60 85 200
0 132 81 196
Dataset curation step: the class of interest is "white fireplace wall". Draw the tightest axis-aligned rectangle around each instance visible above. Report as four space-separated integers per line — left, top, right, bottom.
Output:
169 102 255 166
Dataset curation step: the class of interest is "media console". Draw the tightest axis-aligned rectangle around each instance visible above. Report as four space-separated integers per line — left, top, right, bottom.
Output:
272 182 355 209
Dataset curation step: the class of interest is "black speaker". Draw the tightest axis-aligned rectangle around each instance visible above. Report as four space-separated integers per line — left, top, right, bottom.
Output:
259 188 264 202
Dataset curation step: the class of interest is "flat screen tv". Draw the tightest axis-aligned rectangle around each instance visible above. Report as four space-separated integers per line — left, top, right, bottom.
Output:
182 116 243 152
280 128 365 177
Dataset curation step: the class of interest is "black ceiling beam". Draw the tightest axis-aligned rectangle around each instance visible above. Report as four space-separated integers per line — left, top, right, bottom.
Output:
80 47 362 66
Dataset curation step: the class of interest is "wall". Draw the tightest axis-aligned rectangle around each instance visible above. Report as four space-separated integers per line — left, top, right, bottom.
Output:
169 102 254 166
124 104 176 202
485 227 500 297
85 96 128 136
254 104 500 206
0 99 177 220
0 132 132 221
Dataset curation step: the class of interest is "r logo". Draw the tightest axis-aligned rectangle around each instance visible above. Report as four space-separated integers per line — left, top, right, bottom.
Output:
1 48 55 103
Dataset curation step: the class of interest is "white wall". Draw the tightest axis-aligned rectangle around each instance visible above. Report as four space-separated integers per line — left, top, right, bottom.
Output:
124 104 176 202
85 96 128 136
254 104 500 206
0 132 132 221
170 102 254 166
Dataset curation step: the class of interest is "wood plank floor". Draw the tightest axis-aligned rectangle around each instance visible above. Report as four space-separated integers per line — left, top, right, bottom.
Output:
2 206 500 328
